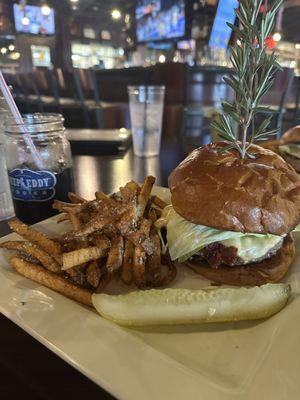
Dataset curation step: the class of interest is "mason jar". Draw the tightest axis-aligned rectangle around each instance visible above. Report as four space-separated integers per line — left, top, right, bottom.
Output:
4 113 74 224
0 96 14 221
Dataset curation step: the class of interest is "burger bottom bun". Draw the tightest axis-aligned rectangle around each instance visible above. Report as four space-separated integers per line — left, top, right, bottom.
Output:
185 234 295 286
281 153 300 174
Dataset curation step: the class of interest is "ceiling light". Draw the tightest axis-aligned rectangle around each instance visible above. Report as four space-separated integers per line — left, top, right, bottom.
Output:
158 54 166 63
8 44 15 51
21 16 30 25
295 43 300 50
273 32 281 42
10 52 20 60
41 4 51 16
111 9 121 20
70 0 79 3
1 47 7 54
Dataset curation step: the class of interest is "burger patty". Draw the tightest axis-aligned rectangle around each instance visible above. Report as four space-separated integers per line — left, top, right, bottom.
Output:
190 240 284 269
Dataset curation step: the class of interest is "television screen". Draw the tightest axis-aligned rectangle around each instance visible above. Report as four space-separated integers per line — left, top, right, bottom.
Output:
136 0 185 42
136 0 161 20
208 0 238 48
13 4 55 35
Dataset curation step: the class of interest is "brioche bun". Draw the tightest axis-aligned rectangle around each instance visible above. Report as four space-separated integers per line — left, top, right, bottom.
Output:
280 126 300 144
168 142 300 236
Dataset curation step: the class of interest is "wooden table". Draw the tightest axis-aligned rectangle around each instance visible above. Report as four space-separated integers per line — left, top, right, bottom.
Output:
0 137 187 400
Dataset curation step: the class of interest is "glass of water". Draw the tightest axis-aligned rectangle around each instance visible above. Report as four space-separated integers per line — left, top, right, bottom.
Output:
128 85 165 157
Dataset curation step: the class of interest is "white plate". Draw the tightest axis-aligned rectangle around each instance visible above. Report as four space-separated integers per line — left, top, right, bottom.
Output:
0 187 300 400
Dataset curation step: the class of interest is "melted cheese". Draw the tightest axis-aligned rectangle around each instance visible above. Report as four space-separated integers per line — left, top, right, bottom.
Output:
279 144 300 159
162 206 283 263
219 235 283 264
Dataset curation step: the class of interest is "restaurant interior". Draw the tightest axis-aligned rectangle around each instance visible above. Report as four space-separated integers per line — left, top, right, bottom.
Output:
1 0 300 142
2 1 300 399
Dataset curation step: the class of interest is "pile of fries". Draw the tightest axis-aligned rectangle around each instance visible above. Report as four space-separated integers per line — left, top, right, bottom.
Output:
1 176 176 306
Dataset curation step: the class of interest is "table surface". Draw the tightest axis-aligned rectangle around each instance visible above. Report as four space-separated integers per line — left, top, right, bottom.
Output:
0 136 189 400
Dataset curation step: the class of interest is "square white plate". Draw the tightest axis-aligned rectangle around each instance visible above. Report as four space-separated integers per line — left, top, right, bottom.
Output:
0 187 300 400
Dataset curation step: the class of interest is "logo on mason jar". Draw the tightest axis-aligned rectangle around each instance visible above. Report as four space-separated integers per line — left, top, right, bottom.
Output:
8 169 57 202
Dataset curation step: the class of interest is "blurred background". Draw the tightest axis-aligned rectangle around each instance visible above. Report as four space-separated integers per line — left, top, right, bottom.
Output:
0 0 300 141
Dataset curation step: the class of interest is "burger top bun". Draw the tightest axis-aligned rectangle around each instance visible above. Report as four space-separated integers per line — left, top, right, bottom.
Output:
280 126 300 144
168 142 300 235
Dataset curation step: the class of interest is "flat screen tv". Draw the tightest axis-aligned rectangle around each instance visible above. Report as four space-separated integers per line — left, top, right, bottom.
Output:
136 0 185 42
13 3 55 35
208 0 238 49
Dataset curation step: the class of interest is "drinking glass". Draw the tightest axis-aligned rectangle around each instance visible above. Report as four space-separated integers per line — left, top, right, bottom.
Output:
128 86 165 157
4 113 73 224
0 144 14 221
0 95 14 221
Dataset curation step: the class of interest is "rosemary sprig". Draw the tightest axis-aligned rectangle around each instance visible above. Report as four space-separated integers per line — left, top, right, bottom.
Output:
211 0 283 159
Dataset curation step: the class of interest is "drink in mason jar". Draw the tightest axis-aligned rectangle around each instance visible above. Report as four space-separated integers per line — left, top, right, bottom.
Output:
4 114 74 225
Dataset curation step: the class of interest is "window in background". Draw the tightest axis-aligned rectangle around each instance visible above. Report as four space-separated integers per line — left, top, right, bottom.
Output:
71 42 124 69
31 45 51 67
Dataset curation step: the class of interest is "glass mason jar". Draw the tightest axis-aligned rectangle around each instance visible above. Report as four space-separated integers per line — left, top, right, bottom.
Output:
4 113 74 224
0 96 14 221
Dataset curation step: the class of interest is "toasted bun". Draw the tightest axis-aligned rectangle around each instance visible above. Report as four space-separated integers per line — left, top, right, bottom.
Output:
185 234 295 286
260 139 280 153
168 142 300 235
280 153 300 173
280 126 300 144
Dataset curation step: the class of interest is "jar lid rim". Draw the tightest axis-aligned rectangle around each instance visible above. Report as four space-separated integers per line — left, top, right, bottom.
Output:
4 113 64 129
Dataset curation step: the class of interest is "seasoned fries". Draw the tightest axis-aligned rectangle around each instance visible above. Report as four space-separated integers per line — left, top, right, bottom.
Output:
121 239 134 284
4 176 177 305
106 236 124 273
8 218 62 261
0 241 61 273
10 257 92 306
63 242 109 270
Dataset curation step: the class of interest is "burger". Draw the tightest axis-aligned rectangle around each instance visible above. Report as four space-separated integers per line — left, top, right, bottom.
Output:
277 126 300 173
164 142 300 286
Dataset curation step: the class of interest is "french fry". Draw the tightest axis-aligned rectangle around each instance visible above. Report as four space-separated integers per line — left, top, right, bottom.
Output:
125 180 140 192
95 272 112 293
152 195 168 210
95 191 117 206
137 176 155 218
68 192 87 204
71 206 128 239
53 200 79 212
56 213 69 224
119 180 140 203
10 256 92 306
0 241 61 273
62 242 109 270
5 177 177 297
133 244 146 288
121 239 134 284
152 256 177 287
66 266 87 287
69 213 81 229
106 236 124 273
146 233 161 285
86 261 101 288
8 219 62 260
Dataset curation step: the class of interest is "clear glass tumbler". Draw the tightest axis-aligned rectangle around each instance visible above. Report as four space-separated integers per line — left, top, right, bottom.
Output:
128 85 165 157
